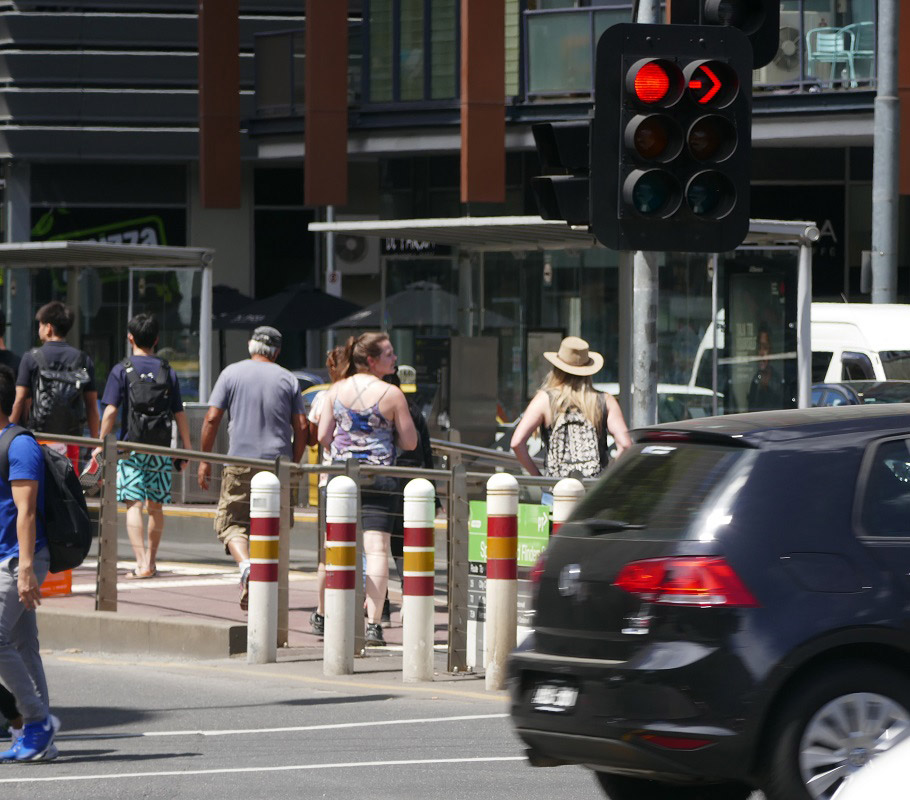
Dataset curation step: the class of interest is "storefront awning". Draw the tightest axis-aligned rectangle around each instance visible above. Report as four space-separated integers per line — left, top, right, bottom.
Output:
309 215 820 252
0 241 214 269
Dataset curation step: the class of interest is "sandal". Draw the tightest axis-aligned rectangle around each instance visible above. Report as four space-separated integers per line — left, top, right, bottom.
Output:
124 568 157 580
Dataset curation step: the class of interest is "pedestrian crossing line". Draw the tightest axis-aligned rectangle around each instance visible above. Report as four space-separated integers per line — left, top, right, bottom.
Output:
0 755 526 784
59 712 509 740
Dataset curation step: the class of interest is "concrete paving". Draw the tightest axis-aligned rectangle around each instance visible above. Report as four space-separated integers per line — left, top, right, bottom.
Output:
38 503 452 662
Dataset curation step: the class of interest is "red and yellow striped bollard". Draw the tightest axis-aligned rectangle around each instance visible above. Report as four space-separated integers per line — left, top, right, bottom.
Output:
324 475 357 676
248 471 280 664
402 478 436 682
485 472 518 690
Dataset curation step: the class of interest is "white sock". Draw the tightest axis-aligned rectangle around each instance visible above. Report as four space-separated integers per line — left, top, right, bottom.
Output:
239 560 251 578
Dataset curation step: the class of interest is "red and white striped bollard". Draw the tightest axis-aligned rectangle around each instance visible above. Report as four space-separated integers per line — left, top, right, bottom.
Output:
485 472 518 691
402 478 436 682
248 471 280 664
552 477 585 534
324 475 357 676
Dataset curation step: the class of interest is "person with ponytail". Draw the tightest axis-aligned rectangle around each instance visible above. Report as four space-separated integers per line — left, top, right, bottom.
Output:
511 336 631 479
317 332 417 646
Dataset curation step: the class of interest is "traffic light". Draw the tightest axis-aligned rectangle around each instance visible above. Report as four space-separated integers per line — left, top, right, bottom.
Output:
668 0 780 69
590 23 752 254
530 121 590 226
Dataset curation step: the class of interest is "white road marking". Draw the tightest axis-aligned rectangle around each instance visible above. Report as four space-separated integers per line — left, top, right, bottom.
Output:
61 712 509 740
0 755 526 783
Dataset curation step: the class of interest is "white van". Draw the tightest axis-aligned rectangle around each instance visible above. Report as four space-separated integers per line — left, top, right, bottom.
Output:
689 303 910 393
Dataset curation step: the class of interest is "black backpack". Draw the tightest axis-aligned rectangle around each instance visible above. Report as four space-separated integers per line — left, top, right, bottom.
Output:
0 425 93 574
122 357 174 446
28 347 89 436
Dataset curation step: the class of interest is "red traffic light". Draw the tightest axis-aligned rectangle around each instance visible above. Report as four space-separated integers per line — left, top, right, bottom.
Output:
627 59 683 107
685 60 739 107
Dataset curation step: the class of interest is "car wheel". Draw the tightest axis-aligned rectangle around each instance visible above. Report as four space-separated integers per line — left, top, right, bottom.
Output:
763 661 910 800
595 773 754 800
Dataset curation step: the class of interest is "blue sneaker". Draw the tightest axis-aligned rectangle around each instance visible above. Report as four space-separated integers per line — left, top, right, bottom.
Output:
12 715 59 762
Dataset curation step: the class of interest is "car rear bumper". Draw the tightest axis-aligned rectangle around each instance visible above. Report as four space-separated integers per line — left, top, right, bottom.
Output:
508 646 758 783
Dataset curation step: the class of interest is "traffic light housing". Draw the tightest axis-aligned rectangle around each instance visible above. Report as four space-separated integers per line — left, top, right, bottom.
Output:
668 0 780 69
530 121 590 227
591 23 752 254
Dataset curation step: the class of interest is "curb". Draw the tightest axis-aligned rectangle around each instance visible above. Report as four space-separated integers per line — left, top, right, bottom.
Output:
37 607 247 659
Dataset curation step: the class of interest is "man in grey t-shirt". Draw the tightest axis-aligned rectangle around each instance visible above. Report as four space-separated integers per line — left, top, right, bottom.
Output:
198 326 308 609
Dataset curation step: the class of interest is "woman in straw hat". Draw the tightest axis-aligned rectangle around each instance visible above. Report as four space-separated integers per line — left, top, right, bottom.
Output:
510 336 631 478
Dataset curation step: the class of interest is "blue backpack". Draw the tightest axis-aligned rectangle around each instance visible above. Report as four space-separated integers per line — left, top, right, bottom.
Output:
0 425 93 573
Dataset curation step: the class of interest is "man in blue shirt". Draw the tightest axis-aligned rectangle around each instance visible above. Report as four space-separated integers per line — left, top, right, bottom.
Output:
0 364 58 761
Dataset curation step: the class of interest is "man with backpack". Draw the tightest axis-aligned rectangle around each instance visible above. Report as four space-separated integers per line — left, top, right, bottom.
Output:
11 301 100 466
0 365 59 762
94 313 191 579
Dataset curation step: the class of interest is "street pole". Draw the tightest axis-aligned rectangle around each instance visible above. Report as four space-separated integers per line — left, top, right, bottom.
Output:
629 0 661 429
871 0 899 303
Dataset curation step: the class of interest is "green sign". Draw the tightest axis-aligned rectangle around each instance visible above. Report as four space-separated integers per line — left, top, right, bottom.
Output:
468 500 551 567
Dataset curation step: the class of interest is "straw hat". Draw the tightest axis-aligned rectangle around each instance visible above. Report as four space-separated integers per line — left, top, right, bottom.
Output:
543 336 604 377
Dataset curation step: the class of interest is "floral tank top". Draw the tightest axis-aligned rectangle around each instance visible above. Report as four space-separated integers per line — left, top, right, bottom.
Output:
330 377 396 466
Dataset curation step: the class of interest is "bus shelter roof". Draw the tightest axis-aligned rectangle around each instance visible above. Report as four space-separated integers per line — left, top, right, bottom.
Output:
0 240 214 269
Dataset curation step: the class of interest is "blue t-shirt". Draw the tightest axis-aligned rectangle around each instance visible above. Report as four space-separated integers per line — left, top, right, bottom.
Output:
101 355 184 441
0 426 47 563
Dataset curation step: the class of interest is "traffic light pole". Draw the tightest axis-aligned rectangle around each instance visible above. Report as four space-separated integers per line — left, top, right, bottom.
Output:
871 0 899 303
628 0 660 429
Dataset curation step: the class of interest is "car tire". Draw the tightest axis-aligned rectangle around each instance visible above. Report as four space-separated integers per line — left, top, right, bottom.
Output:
594 773 754 800
762 661 910 800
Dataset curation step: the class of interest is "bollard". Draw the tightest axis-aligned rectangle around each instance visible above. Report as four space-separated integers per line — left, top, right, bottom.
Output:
485 472 518 691
324 475 357 676
402 478 436 682
248 471 280 664
552 477 585 534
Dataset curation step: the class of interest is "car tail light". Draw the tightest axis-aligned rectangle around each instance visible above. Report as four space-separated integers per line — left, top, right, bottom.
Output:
529 550 547 584
614 557 758 607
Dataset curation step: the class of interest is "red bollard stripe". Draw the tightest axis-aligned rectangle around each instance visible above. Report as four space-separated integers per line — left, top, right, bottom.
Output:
326 570 355 590
403 526 434 548
403 575 435 596
487 560 518 580
250 563 278 582
251 517 280 536
488 515 517 538
326 521 356 542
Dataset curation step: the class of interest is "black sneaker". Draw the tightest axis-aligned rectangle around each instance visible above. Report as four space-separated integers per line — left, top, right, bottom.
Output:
381 596 391 625
310 611 324 636
365 623 385 646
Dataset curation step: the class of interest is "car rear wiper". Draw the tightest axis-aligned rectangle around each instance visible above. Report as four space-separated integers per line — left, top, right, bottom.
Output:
580 518 646 534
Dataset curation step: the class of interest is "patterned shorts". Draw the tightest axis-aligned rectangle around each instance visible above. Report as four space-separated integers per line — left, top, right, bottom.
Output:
116 453 172 504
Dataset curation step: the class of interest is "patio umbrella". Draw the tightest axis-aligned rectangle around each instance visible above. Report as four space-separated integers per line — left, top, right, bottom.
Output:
330 281 515 329
213 282 362 331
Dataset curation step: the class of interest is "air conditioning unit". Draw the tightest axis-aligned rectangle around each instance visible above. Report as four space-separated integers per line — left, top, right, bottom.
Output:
755 9 828 85
334 215 380 276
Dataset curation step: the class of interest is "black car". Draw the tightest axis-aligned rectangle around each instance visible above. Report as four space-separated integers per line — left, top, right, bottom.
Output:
509 405 910 800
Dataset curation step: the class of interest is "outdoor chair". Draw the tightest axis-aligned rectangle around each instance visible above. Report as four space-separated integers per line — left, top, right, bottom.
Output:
805 26 855 87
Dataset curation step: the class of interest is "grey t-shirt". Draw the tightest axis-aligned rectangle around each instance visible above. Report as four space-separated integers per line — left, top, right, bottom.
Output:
208 359 304 459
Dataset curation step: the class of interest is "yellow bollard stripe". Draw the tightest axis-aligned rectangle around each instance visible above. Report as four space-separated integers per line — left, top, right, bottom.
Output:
325 547 357 568
249 540 279 560
403 551 434 573
487 537 517 560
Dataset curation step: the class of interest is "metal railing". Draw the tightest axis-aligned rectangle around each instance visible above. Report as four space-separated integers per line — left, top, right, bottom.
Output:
40 431 578 673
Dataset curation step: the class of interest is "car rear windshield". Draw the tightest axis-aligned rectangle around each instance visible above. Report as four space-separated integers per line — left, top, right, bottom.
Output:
569 441 748 539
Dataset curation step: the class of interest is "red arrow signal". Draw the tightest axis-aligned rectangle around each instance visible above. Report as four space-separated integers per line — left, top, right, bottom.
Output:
688 65 721 104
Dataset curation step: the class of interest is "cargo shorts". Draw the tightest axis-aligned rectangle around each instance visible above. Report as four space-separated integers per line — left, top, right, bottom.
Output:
214 465 296 553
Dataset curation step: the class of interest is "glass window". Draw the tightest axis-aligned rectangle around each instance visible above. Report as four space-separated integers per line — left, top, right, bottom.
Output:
861 439 910 537
369 0 394 102
431 0 457 99
527 11 592 94
881 351 910 380
842 351 875 380
400 0 425 100
571 442 748 539
812 351 833 382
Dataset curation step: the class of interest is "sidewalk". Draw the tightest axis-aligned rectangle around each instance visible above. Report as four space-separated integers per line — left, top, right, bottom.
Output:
37 558 451 661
